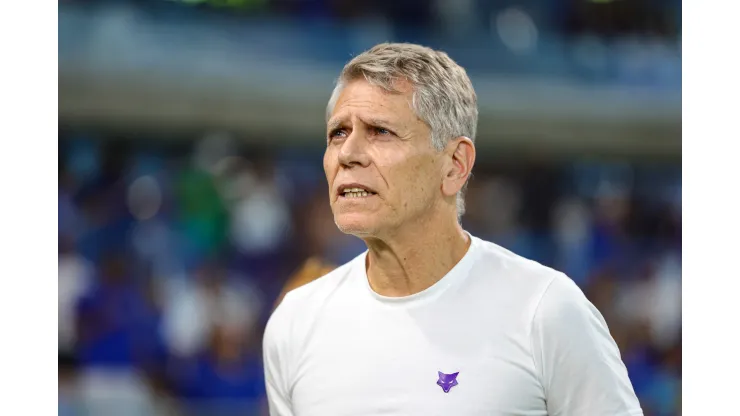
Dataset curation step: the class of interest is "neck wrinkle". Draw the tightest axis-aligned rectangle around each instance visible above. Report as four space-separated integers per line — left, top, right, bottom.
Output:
363 218 470 298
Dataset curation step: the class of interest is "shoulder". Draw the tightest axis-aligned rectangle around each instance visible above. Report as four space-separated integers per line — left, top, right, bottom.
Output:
527 260 609 352
282 256 359 309
274 257 338 306
264 254 362 345
533 271 594 331
470 236 567 301
466 235 593 340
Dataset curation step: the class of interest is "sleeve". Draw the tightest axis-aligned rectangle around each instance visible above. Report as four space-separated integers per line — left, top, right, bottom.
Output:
263 300 295 416
531 274 643 416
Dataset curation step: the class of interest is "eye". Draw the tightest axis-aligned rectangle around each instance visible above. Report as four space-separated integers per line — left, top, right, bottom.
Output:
371 126 394 137
328 128 347 142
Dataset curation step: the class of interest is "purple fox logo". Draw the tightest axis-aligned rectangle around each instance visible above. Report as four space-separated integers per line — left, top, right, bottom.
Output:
436 371 459 393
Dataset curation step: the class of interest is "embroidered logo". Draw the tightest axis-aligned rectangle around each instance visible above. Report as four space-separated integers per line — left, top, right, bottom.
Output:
436 371 459 393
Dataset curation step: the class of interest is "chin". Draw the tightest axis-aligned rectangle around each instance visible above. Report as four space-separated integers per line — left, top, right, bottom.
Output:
334 213 379 237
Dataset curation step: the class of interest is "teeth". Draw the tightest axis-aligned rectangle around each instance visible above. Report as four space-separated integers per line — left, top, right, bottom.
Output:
342 187 373 198
342 189 373 198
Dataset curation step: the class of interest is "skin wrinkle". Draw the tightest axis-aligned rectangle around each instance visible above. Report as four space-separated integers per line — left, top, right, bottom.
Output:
324 78 475 297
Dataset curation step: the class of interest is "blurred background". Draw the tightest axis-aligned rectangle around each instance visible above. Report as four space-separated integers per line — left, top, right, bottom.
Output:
58 0 681 415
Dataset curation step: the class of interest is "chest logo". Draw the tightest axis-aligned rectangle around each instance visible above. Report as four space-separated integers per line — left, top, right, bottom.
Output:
436 371 459 393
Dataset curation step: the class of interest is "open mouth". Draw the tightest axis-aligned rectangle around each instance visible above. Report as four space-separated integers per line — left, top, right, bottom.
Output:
338 185 377 199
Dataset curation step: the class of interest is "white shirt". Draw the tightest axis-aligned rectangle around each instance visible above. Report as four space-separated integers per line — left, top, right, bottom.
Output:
263 235 642 416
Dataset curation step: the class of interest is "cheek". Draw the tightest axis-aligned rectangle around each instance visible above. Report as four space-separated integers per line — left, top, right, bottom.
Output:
322 153 334 179
407 157 438 186
385 161 435 203
373 148 438 201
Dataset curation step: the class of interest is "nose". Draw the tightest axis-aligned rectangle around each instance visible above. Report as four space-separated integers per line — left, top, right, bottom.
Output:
337 130 371 169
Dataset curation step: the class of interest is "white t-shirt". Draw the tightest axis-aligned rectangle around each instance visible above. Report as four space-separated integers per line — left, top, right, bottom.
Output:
263 235 642 416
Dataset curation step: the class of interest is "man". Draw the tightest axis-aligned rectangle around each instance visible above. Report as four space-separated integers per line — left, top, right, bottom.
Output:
263 43 643 415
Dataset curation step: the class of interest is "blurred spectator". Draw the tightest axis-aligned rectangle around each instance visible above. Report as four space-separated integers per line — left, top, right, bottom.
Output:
295 190 364 264
75 250 162 368
59 161 80 239
75 249 164 414
552 197 592 286
58 235 92 356
58 354 80 416
162 258 264 358
226 155 291 257
174 165 230 266
617 254 682 350
171 325 266 415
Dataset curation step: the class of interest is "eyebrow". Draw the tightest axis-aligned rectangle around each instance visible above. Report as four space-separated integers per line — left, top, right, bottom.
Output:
366 118 396 129
327 119 343 133
327 117 397 132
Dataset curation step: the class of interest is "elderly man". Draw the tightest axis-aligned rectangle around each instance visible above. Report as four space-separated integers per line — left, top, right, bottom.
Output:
263 43 642 416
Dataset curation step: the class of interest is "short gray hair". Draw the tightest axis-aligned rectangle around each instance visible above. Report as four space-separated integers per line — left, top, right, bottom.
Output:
326 43 478 219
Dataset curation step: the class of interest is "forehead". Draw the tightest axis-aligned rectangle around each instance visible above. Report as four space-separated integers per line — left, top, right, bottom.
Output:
328 79 416 124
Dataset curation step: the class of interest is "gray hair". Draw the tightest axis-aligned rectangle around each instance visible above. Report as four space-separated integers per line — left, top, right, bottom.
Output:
326 43 478 218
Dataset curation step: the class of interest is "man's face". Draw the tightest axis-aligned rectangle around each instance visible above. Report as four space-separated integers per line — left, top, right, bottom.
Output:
324 79 443 237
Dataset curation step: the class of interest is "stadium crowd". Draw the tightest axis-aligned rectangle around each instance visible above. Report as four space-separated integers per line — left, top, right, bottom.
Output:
58 132 681 415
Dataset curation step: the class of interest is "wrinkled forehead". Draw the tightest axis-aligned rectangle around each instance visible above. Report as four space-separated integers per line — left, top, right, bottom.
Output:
328 79 415 123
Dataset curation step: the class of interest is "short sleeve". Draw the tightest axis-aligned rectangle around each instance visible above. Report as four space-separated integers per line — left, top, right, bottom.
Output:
531 275 643 416
263 299 296 416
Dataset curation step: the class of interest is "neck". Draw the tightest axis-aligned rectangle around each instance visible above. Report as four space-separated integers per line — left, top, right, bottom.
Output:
363 212 471 297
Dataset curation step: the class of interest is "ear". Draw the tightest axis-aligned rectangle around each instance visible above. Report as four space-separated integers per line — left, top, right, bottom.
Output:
441 136 475 198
